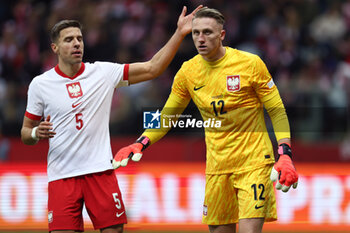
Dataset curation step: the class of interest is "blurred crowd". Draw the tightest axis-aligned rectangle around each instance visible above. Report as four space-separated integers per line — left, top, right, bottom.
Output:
0 0 349 149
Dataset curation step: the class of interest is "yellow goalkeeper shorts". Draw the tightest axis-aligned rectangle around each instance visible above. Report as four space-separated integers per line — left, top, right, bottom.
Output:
202 164 277 225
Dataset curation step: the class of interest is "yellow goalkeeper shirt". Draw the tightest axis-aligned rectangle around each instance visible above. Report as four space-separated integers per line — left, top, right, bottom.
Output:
145 47 290 174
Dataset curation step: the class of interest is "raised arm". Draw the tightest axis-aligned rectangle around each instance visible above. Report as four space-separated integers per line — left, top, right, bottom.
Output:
128 5 202 84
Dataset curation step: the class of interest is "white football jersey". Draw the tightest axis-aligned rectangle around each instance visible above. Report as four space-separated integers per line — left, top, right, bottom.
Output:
25 62 129 182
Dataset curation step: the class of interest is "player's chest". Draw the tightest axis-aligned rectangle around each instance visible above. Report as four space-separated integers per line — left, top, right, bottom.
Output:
189 70 258 113
40 76 109 113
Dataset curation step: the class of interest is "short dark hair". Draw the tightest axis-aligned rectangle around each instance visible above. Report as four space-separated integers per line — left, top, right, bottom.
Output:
50 20 82 42
194 7 225 26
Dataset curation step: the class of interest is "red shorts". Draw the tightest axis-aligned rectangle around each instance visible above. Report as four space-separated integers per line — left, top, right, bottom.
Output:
48 170 127 232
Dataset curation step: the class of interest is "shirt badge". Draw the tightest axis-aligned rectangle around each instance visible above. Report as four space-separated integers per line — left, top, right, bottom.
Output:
227 75 240 92
66 82 83 98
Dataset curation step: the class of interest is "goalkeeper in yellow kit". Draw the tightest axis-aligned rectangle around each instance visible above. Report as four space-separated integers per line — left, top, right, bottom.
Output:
113 7 298 233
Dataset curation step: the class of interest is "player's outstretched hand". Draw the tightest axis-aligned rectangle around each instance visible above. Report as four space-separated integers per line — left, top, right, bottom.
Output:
270 143 298 192
112 136 150 169
177 5 203 36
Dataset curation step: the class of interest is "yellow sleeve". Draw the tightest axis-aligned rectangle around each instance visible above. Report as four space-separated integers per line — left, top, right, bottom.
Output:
142 92 190 145
251 55 277 99
171 68 191 100
263 88 291 142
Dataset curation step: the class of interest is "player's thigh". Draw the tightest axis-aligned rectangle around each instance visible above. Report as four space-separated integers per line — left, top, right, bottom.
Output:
100 224 124 233
48 177 84 232
203 174 238 225
209 224 236 233
83 170 127 230
238 218 264 233
236 165 277 222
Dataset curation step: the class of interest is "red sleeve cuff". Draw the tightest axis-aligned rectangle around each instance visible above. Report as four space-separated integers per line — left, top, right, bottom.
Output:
123 64 129 81
25 111 42 121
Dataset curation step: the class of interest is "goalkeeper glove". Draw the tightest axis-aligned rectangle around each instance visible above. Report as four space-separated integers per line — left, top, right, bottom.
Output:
270 143 299 192
112 136 150 169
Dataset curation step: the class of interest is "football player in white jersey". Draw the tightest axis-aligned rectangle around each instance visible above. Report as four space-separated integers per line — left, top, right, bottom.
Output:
20 5 202 233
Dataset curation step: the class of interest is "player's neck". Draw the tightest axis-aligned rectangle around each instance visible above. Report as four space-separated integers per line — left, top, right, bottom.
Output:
57 62 82 78
203 46 226 62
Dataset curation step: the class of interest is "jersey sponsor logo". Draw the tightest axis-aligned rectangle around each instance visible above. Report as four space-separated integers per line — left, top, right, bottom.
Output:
116 211 125 218
194 85 205 91
227 75 240 92
255 204 264 209
143 110 161 129
72 102 82 108
66 82 83 98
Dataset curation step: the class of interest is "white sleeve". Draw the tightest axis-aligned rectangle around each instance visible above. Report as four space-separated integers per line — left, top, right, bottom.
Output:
96 62 129 88
26 78 44 119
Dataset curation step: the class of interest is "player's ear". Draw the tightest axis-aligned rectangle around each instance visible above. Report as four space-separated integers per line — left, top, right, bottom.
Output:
220 29 226 41
51 43 58 54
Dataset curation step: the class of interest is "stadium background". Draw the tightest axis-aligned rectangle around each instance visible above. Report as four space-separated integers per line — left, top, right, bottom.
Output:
0 0 350 232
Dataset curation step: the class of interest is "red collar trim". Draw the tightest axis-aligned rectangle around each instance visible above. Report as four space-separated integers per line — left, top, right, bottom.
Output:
55 62 85 79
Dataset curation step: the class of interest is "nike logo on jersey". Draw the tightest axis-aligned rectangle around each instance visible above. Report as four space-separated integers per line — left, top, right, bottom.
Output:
194 85 205 91
72 102 82 108
116 211 125 218
255 205 264 209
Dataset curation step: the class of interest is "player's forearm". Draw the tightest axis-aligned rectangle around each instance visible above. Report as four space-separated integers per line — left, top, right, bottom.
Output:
128 29 185 84
21 115 55 145
142 129 169 146
142 92 190 145
21 126 39 145
278 138 291 146
142 102 184 145
268 107 290 142
263 90 291 142
128 6 202 84
148 29 185 77
142 105 182 144
141 5 202 80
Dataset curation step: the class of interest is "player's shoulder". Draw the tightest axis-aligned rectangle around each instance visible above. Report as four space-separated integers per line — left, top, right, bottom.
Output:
89 61 109 66
231 48 261 63
31 67 56 84
86 61 124 73
89 61 123 67
84 61 106 70
181 54 203 70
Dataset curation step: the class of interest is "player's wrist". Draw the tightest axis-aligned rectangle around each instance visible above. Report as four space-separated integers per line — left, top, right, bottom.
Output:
31 126 39 141
174 28 187 39
277 143 292 161
135 136 150 151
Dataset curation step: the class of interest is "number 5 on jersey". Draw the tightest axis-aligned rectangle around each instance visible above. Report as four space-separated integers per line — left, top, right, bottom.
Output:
113 192 125 218
75 113 83 130
112 193 122 209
